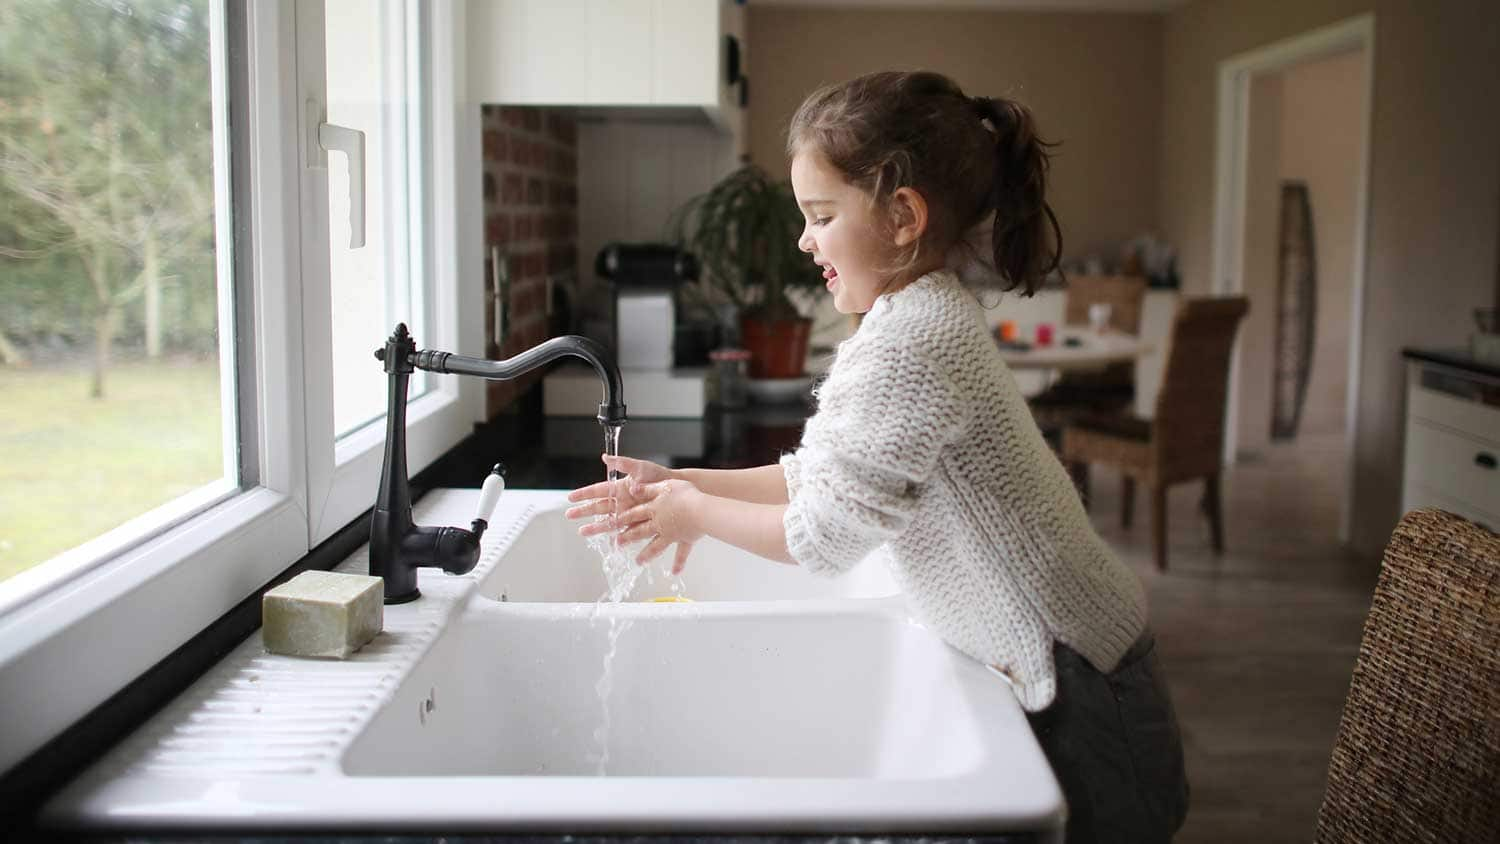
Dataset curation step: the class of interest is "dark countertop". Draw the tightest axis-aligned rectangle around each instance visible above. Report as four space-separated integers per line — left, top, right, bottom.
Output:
1402 346 1500 380
427 400 816 493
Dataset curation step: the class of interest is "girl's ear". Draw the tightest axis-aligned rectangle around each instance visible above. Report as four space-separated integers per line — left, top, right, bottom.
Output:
889 187 929 247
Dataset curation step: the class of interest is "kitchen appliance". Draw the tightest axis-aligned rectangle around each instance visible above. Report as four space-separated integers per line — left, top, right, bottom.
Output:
594 243 698 370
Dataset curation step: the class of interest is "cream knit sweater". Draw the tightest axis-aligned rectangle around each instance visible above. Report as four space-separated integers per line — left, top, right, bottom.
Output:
781 270 1148 712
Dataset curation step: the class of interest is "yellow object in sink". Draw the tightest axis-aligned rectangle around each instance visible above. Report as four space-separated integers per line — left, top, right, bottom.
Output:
650 596 694 603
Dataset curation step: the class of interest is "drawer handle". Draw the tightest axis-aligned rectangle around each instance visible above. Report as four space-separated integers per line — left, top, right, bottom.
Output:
1478 452 1498 470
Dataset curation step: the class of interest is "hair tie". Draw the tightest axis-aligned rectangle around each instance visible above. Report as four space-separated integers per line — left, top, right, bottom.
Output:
971 95 995 118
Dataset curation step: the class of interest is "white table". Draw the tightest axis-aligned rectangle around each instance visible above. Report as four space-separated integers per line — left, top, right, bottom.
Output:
998 331 1154 371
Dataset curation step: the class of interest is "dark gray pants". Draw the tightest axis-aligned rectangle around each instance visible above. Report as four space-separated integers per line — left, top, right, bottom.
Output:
1027 632 1190 843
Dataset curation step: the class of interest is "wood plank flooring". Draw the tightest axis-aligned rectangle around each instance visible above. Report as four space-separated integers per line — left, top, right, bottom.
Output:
1081 433 1380 842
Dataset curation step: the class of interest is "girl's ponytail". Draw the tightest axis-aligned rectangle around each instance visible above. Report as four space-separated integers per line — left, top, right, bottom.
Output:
972 96 1063 297
788 72 1062 299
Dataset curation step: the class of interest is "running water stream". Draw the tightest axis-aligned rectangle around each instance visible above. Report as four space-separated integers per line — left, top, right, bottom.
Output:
583 424 690 773
585 425 628 774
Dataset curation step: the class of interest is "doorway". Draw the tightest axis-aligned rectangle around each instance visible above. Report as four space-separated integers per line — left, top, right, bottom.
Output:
1211 15 1374 544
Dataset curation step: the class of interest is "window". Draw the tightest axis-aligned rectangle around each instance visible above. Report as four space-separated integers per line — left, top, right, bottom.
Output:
324 0 429 438
300 0 472 544
0 0 481 776
0 0 238 598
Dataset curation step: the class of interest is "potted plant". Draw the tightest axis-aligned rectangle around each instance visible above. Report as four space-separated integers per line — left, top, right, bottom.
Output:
668 164 826 379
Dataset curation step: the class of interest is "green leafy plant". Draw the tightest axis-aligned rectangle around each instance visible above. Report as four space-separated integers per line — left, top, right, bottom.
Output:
668 164 825 320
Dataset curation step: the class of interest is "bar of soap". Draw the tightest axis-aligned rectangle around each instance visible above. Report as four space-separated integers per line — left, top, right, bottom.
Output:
262 571 383 659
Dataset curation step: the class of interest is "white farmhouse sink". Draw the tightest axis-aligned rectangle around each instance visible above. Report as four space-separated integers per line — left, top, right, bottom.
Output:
350 603 990 778
42 490 1063 837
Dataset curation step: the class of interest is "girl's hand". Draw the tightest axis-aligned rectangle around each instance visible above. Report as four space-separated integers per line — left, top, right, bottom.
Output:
564 454 673 522
564 455 672 515
584 478 705 574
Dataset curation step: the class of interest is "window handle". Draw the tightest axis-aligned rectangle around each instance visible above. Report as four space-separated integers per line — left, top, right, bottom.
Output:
1477 452 1497 470
318 122 366 249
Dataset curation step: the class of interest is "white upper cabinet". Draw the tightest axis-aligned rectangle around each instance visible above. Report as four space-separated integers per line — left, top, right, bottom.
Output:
467 0 745 134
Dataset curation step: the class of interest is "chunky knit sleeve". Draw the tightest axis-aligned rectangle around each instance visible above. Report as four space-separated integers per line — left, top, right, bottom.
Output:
783 344 969 575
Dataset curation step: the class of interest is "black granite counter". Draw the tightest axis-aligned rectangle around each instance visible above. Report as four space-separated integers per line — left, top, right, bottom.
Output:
423 399 815 494
1402 346 1500 380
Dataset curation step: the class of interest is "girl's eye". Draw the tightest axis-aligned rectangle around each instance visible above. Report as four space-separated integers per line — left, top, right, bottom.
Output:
812 217 831 227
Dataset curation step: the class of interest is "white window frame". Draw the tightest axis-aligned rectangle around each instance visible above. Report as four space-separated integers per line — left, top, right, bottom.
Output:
0 0 483 777
300 0 478 545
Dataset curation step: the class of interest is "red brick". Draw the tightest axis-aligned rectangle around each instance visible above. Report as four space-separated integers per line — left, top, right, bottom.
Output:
485 215 502 244
526 177 543 205
515 214 531 240
501 172 523 204
500 107 525 128
522 109 541 131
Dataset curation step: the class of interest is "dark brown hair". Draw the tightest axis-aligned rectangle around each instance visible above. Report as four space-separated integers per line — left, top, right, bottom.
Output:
786 70 1062 297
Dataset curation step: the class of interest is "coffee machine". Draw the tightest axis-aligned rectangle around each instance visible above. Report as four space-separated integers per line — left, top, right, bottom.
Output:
594 243 699 371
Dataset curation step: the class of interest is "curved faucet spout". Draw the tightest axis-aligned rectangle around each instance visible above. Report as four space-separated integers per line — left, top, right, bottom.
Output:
409 335 627 426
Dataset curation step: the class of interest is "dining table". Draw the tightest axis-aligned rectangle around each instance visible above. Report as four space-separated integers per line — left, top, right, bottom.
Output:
996 330 1154 371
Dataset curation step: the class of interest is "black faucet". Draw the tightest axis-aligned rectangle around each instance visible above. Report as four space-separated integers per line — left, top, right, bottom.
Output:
370 323 627 604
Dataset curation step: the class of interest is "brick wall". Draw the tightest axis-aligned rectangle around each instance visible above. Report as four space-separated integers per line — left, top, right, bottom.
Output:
480 106 578 418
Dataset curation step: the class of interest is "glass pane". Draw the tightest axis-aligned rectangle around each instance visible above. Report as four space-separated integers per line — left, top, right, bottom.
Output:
0 0 236 585
326 0 425 439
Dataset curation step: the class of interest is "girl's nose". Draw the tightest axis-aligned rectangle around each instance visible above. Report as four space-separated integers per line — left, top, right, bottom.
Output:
798 229 814 253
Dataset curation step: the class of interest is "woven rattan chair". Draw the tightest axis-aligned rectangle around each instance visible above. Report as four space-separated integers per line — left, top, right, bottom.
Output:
1060 296 1249 571
1315 508 1500 842
1031 275 1149 437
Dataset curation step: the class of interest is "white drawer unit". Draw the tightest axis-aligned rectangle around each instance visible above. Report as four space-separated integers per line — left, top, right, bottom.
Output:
1401 355 1500 531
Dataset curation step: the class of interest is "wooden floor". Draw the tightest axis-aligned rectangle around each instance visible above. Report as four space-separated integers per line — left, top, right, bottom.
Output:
1081 432 1379 842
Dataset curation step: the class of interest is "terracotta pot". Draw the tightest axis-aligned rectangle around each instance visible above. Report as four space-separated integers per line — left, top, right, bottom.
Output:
740 315 812 379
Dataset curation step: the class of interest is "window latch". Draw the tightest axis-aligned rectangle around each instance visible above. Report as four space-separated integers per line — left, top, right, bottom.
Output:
306 98 366 249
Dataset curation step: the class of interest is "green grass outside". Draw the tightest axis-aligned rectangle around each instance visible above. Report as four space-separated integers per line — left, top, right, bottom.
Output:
0 359 223 582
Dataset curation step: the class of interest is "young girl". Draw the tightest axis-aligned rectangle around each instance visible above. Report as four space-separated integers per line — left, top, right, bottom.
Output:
566 70 1188 842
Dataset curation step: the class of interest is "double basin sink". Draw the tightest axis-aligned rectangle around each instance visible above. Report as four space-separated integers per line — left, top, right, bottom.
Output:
45 489 1062 836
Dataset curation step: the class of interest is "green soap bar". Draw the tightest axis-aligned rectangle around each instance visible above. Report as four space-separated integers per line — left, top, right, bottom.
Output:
262 571 383 659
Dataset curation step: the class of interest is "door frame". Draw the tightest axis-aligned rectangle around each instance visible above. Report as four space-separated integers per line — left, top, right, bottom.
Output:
1211 13 1375 544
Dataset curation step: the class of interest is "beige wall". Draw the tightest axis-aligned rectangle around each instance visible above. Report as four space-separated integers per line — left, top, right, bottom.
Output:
1238 50 1364 451
1163 0 1500 555
747 7 1163 264
1280 51 1363 437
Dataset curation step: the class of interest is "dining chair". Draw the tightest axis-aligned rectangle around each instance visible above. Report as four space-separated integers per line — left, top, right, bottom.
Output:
1030 275 1149 439
1314 508 1499 842
1060 296 1249 571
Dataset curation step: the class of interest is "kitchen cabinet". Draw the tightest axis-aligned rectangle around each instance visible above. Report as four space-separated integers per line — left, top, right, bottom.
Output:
467 0 744 136
1401 350 1500 531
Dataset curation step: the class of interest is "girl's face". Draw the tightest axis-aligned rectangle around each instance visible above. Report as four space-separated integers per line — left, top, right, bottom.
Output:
790 149 896 314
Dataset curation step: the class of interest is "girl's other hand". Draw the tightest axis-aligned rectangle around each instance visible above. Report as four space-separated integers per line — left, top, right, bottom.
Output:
564 455 672 515
563 454 673 521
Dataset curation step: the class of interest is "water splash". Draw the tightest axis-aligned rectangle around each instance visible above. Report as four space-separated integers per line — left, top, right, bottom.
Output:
586 424 643 602
585 423 635 774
